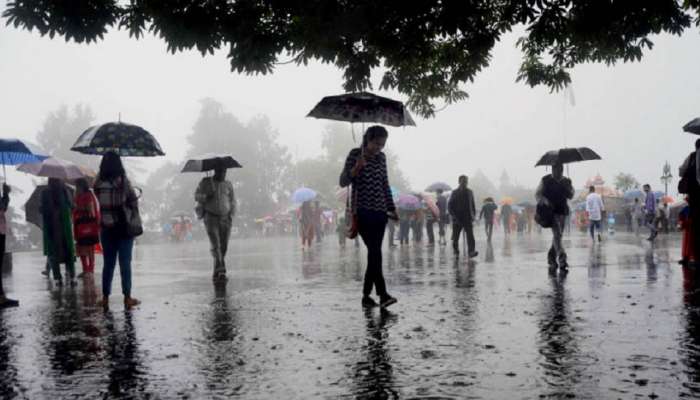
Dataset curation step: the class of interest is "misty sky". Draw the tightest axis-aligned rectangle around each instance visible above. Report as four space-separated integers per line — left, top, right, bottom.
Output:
1 5 699 201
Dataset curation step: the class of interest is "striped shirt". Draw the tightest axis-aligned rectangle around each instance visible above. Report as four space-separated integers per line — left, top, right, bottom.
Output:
340 148 396 213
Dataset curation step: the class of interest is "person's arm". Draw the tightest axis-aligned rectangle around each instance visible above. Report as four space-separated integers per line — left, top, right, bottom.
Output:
469 191 476 221
194 178 209 203
479 205 485 220
0 184 9 211
125 179 139 208
339 149 359 188
565 178 575 199
229 185 236 218
448 193 455 217
535 180 545 204
380 154 396 215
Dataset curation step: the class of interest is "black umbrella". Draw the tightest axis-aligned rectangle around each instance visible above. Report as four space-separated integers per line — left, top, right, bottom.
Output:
683 118 700 135
24 185 75 228
306 92 416 127
535 147 601 167
71 121 165 157
181 154 242 173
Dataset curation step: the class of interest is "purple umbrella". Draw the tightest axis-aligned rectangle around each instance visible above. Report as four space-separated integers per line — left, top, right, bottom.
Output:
396 194 421 210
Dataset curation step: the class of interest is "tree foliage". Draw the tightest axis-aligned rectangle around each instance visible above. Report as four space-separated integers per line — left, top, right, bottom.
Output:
5 1 698 117
35 104 98 168
614 172 639 192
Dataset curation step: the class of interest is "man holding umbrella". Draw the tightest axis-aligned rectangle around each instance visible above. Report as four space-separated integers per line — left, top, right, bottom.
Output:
448 175 478 258
536 162 574 271
195 161 236 282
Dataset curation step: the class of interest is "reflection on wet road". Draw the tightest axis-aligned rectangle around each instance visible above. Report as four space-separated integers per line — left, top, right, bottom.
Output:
0 231 697 398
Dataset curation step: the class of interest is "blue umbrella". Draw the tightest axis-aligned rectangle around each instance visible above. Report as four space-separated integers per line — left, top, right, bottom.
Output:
291 187 317 203
0 138 49 178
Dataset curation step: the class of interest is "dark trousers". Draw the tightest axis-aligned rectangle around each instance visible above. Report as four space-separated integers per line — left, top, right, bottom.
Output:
452 220 475 253
399 220 410 244
690 196 700 261
484 221 493 241
426 220 435 244
357 209 388 298
101 229 135 297
0 234 4 295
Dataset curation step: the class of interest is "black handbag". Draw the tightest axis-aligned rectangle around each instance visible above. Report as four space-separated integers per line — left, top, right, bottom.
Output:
124 203 144 237
535 202 554 228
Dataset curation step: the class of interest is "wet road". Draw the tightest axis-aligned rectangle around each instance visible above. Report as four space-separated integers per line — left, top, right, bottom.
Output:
1 229 699 399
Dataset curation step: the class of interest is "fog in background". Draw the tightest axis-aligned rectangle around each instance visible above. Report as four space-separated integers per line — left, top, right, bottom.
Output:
1 3 699 207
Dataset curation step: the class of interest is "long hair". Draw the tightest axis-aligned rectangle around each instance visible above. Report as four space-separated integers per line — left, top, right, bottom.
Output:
98 151 126 181
361 125 388 149
75 178 90 194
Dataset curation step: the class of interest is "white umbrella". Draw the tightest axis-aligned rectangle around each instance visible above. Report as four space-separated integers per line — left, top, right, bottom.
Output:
17 157 95 181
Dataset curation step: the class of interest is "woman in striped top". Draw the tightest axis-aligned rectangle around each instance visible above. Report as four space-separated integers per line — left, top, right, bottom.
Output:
340 126 398 308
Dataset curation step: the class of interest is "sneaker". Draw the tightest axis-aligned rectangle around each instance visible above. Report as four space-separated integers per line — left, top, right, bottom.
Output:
468 251 479 258
124 297 141 309
361 296 378 308
0 297 19 308
41 270 48 277
379 295 397 308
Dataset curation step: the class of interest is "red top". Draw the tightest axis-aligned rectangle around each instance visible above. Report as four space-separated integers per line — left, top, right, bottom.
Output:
72 191 101 239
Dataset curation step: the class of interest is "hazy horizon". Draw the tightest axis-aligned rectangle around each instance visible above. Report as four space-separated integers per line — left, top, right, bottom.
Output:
2 5 699 203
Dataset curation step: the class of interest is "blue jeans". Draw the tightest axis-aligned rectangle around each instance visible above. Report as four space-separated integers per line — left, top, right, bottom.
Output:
101 229 134 297
589 219 602 239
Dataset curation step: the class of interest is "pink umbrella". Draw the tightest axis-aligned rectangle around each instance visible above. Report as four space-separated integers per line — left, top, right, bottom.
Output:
420 192 439 218
397 194 421 210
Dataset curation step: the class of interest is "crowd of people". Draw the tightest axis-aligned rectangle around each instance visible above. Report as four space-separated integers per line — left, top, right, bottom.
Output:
0 126 696 311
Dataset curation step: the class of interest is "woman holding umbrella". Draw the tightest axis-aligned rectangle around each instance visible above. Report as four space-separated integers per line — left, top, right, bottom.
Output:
41 178 77 285
340 125 398 308
94 152 140 309
0 183 18 307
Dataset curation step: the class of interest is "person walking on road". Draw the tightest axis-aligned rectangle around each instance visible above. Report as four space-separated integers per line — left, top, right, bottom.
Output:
479 197 498 242
41 178 76 285
0 183 18 308
448 175 478 258
398 210 410 246
642 184 658 241
340 125 398 309
436 189 448 246
679 139 700 259
94 151 141 309
425 206 435 245
299 200 314 249
585 185 604 242
196 163 236 280
632 198 643 236
313 200 323 243
73 178 101 279
536 162 574 271
501 203 513 235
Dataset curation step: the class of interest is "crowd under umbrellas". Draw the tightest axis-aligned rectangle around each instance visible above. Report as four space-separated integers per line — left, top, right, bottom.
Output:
0 94 696 315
